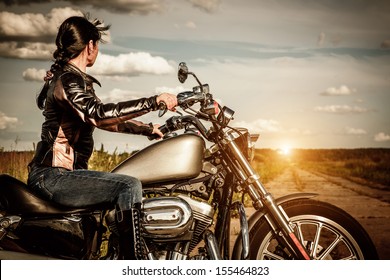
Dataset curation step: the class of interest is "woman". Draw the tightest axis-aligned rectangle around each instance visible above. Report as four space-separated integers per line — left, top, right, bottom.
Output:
27 15 177 259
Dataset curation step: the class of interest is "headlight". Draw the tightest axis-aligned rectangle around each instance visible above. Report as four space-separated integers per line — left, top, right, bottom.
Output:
228 128 259 162
248 132 260 162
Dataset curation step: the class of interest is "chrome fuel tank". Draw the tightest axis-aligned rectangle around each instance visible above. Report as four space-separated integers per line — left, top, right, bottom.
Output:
112 134 205 184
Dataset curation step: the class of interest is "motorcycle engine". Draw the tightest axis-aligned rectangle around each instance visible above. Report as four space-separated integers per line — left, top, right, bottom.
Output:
105 195 215 259
142 195 214 242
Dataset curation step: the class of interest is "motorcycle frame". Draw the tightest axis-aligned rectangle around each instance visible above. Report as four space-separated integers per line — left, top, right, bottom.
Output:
211 130 311 260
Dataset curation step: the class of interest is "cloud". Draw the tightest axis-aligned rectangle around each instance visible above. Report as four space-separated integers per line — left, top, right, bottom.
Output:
2 0 163 15
188 0 220 13
174 21 197 30
0 111 19 130
320 85 355 96
374 132 390 142
233 119 282 134
90 52 174 76
0 41 54 59
85 0 163 14
185 21 197 29
155 85 189 95
314 105 368 114
99 88 145 103
0 7 112 60
0 8 83 40
22 68 46 82
345 126 367 135
231 119 315 137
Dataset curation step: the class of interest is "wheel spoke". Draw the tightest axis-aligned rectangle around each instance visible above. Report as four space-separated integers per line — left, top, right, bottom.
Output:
263 250 285 260
311 223 323 258
318 235 342 260
295 222 305 244
341 255 357 260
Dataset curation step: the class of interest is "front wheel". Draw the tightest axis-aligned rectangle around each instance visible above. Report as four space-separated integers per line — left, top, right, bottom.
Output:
248 199 378 260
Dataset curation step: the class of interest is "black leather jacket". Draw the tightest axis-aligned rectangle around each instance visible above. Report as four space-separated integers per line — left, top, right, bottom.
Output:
30 63 159 170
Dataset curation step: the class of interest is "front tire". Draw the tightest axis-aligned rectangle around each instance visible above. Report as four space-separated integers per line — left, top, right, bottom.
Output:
248 199 378 260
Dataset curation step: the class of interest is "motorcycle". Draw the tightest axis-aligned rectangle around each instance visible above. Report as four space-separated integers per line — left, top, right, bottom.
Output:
0 62 378 260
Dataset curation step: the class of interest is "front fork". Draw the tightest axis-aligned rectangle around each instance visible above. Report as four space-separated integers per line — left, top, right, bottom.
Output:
224 132 311 260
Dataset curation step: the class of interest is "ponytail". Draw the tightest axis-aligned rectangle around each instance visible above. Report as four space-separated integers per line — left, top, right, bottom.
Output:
36 52 67 110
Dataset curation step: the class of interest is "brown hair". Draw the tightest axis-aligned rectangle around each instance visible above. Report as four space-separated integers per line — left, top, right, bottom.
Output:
37 15 110 110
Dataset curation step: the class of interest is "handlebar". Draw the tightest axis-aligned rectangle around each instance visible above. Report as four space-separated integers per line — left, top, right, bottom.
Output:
148 84 214 141
177 84 209 108
147 115 182 141
148 115 209 141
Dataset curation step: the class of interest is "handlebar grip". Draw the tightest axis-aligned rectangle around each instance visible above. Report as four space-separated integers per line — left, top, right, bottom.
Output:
147 124 169 141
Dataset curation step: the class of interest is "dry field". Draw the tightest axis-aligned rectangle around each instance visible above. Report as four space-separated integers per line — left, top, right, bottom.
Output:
1 148 389 187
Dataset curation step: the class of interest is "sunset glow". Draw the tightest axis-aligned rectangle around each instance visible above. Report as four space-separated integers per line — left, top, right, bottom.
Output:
278 146 292 156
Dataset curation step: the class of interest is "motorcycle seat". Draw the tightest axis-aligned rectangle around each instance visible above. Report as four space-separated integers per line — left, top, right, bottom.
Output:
0 174 97 216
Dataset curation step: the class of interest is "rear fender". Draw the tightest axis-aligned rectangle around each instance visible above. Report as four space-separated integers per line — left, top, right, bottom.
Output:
231 192 317 260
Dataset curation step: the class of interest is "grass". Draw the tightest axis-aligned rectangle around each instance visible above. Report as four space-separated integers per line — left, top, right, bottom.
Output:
0 150 34 183
1 147 389 190
234 149 290 206
252 149 290 183
293 148 390 188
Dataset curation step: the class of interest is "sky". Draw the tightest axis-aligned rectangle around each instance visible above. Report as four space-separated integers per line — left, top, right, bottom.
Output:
0 0 389 153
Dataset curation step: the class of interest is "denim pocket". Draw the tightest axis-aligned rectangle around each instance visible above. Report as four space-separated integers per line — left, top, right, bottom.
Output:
31 174 53 200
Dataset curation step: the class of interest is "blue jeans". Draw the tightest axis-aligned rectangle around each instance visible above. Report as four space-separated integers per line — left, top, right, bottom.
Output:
27 166 142 210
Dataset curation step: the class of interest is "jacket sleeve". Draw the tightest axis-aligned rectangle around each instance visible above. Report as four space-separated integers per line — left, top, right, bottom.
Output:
54 71 157 136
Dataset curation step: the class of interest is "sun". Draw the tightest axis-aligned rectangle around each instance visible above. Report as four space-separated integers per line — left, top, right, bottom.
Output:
278 145 291 156
282 147 291 155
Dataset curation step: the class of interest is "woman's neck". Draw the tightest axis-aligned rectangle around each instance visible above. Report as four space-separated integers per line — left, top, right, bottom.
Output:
68 51 88 72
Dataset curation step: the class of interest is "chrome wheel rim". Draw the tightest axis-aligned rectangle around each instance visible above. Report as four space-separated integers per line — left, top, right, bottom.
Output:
256 215 364 260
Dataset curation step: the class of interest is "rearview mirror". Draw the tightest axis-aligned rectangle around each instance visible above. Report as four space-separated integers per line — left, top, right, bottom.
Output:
178 62 188 83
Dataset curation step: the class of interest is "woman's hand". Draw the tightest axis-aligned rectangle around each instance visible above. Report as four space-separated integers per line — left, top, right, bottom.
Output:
156 93 177 111
151 124 164 139
44 70 54 82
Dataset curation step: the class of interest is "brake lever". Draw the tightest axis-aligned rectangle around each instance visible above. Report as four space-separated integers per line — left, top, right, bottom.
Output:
158 102 168 117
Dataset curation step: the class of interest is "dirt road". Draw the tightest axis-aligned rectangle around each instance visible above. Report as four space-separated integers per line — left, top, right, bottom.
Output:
231 167 390 259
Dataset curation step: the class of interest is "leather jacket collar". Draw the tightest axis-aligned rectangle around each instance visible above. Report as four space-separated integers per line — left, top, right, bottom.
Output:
64 63 102 87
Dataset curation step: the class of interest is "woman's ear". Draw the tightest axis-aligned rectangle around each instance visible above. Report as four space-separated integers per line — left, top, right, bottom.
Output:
87 40 95 55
